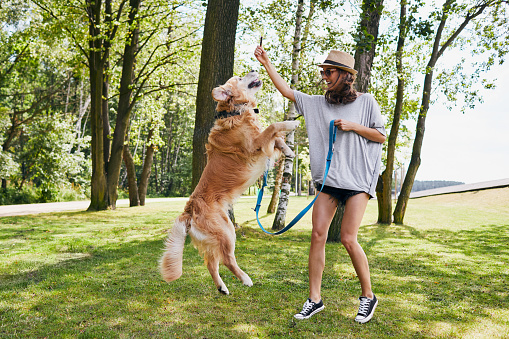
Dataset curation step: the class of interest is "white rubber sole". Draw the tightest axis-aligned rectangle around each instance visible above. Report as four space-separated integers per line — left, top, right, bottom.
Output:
294 305 325 320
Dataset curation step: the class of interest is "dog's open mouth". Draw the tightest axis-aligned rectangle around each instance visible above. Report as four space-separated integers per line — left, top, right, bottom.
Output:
248 79 262 89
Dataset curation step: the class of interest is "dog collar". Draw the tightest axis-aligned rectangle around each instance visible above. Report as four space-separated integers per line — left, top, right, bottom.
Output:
215 108 259 120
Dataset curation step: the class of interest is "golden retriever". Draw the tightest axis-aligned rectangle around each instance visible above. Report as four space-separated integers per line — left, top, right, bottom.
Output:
160 71 299 294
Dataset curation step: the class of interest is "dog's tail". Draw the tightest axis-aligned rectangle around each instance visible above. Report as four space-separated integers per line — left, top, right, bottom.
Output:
160 214 190 282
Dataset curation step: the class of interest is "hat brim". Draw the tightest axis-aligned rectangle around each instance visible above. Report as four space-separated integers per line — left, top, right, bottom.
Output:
317 62 357 76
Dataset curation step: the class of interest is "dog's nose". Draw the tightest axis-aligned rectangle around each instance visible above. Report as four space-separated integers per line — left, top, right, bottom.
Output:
250 69 255 73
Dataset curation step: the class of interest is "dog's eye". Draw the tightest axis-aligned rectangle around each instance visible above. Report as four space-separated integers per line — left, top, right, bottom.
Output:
239 78 242 81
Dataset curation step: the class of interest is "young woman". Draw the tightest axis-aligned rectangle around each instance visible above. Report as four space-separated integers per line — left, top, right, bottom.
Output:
254 47 386 323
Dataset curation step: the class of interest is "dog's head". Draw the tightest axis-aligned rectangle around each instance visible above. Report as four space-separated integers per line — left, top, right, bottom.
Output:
212 71 262 113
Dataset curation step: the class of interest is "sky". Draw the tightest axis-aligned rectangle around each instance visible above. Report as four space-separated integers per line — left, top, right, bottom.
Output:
413 62 509 184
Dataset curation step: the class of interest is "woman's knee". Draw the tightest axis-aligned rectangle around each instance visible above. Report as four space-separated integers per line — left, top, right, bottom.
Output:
311 227 328 243
341 235 358 252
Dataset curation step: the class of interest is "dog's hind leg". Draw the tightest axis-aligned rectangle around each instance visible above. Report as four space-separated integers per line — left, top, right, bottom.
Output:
221 220 253 287
223 253 253 287
205 254 229 295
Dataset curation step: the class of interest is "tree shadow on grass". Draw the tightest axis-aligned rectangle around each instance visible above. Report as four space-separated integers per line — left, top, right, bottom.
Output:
356 223 509 333
422 224 509 258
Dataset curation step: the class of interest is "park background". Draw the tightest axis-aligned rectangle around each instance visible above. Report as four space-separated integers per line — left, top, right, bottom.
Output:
1 0 509 338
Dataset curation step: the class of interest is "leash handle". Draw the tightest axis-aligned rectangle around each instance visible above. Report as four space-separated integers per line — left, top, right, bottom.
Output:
254 120 337 235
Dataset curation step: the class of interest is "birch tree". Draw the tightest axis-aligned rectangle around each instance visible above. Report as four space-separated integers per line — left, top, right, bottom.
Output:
271 0 305 230
394 0 509 224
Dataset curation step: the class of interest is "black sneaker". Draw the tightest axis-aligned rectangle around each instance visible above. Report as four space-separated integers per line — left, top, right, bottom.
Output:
355 294 378 323
294 298 325 320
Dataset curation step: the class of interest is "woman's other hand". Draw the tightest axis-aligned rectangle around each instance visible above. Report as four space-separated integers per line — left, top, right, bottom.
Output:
334 119 357 132
254 46 269 66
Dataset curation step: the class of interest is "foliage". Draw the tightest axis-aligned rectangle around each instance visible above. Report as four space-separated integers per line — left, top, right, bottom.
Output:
1 0 203 202
19 116 88 192
0 150 18 179
0 1 91 203
1 191 509 337
0 115 90 204
0 184 87 205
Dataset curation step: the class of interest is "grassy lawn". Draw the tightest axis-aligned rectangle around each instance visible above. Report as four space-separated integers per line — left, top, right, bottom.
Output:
1 188 508 338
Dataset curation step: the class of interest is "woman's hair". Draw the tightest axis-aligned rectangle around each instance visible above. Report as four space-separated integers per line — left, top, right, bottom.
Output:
324 69 357 105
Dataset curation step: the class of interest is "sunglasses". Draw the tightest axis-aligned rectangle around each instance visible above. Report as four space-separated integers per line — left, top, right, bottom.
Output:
320 69 337 77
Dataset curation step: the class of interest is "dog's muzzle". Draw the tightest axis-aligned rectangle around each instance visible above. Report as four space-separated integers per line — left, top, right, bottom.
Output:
248 80 262 89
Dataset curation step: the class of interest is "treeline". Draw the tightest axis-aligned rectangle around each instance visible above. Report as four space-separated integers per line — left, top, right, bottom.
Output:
411 180 464 192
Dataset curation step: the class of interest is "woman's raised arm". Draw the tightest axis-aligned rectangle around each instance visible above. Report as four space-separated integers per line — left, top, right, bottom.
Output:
254 46 295 102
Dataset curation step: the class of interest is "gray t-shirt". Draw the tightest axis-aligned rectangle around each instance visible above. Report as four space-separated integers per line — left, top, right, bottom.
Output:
294 90 386 198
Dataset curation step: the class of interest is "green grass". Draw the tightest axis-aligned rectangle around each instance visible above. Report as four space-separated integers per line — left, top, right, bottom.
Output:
1 188 508 338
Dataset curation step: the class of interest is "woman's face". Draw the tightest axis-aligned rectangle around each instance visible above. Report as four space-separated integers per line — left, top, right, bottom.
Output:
320 67 342 90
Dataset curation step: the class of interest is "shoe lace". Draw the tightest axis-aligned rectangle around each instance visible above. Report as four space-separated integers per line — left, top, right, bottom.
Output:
300 300 314 314
358 298 370 316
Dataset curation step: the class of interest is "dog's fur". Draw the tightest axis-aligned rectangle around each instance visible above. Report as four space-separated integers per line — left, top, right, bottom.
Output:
160 71 299 294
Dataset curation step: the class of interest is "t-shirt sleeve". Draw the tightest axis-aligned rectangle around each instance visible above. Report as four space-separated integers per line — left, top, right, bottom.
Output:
366 94 386 137
293 90 313 118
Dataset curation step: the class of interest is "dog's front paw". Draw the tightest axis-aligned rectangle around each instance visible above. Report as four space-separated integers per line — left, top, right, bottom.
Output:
286 120 300 131
284 149 295 158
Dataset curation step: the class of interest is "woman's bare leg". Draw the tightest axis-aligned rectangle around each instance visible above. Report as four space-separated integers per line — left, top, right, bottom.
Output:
340 193 373 298
308 193 338 302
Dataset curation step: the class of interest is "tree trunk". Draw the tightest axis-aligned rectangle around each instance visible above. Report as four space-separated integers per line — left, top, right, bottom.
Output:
267 159 285 214
191 0 240 190
87 0 108 211
123 144 140 207
328 0 384 240
377 0 406 224
327 202 345 242
106 0 141 209
138 129 155 206
393 0 487 224
354 0 384 93
272 150 295 229
272 0 304 231
267 0 315 216
102 61 111 169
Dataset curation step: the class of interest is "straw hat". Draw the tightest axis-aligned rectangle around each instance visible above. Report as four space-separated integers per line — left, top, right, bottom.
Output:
317 50 357 75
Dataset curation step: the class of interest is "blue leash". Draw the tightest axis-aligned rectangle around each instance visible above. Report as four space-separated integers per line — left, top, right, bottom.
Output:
254 119 337 235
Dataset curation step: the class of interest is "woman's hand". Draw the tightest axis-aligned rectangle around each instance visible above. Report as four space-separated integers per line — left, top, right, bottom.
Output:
334 119 357 132
253 45 295 102
254 46 269 66
334 119 386 143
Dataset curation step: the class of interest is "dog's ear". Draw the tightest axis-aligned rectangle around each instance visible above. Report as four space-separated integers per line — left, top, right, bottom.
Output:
212 85 232 102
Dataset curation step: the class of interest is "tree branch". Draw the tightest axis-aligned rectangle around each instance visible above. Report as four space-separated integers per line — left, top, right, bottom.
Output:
437 2 491 60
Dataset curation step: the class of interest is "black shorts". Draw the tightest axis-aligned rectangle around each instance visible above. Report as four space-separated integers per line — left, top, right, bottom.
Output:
314 182 365 205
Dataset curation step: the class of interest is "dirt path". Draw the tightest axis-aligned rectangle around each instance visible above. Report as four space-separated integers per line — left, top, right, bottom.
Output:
0 198 188 217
